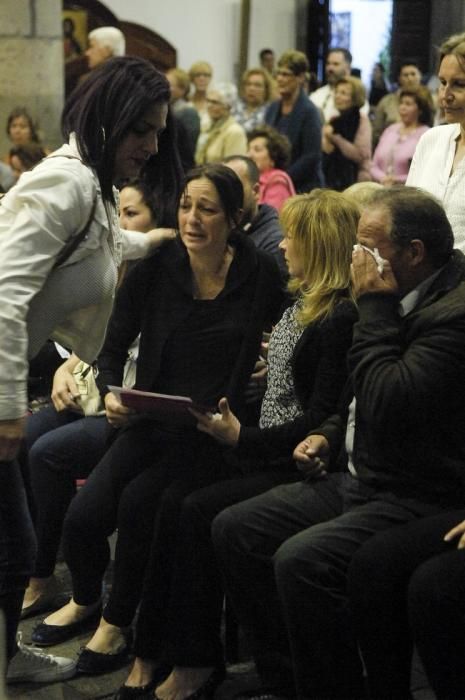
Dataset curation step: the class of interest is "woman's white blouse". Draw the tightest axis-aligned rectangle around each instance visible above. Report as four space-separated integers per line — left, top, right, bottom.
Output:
0 138 150 420
406 124 465 253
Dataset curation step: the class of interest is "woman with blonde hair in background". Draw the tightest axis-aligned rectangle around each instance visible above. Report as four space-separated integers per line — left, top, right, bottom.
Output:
188 61 213 130
407 31 465 252
322 76 372 190
233 68 275 133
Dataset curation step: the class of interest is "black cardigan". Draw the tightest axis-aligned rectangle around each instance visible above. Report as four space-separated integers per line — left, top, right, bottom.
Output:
236 298 357 462
96 233 284 420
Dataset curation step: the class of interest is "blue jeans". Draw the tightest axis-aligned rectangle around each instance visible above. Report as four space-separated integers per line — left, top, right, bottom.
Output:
0 460 36 658
25 406 110 577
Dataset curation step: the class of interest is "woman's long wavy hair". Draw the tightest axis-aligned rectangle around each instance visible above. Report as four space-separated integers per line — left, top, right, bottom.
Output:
281 189 359 327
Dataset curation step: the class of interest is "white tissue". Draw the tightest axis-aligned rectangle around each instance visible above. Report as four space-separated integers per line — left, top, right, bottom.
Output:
353 244 385 274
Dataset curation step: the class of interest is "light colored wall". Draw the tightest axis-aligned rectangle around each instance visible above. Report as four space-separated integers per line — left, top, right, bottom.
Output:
331 0 393 87
0 0 63 157
104 0 296 82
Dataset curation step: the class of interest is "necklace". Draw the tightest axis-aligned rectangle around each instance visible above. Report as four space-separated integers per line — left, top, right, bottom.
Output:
192 245 234 299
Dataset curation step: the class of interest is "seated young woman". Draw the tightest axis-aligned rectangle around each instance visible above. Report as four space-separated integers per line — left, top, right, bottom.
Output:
20 178 163 620
29 164 283 674
115 189 360 700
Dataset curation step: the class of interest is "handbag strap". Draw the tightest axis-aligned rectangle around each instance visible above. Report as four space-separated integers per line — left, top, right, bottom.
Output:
48 155 98 269
0 154 99 269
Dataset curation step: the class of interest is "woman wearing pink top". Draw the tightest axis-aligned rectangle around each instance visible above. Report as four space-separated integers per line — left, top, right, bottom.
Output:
247 124 296 210
371 86 433 185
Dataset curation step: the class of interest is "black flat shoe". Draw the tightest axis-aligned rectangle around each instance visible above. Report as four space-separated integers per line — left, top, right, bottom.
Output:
76 630 133 675
113 678 157 699
155 666 226 700
31 607 101 646
20 592 70 620
76 644 131 675
113 663 171 699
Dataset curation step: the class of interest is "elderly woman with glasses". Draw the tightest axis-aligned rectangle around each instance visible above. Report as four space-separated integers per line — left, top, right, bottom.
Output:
195 82 247 165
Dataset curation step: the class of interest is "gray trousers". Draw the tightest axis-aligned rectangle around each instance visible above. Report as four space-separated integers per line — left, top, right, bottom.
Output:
212 472 445 700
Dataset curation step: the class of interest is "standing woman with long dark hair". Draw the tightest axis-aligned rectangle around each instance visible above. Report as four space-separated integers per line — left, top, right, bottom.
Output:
0 55 182 686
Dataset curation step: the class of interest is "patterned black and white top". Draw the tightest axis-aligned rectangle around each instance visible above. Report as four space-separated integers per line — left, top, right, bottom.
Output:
259 299 305 428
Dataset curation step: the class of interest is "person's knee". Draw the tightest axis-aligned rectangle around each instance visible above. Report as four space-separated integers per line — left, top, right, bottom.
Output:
181 489 213 532
408 556 446 616
28 435 66 475
273 538 299 595
62 492 96 542
347 539 380 609
211 505 242 557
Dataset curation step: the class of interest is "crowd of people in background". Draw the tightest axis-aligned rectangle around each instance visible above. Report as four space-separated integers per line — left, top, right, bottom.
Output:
1 38 445 203
2 21 465 700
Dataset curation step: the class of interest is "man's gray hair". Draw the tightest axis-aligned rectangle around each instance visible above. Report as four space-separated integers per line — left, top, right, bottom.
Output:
209 82 238 109
88 27 126 57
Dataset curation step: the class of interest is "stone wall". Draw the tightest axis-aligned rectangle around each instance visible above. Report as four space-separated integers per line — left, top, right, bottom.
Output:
0 0 64 158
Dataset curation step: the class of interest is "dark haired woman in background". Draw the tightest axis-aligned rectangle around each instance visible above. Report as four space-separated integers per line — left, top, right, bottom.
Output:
4 106 41 150
0 55 182 685
8 143 48 181
247 124 295 210
30 165 283 682
371 86 432 186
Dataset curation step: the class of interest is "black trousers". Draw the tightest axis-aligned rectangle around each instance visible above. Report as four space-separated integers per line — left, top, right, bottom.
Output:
0 460 36 659
134 467 299 663
211 473 447 700
62 419 224 626
347 509 465 700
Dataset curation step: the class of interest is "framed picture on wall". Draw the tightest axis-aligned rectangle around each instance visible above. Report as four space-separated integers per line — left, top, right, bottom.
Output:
62 9 88 63
330 12 351 49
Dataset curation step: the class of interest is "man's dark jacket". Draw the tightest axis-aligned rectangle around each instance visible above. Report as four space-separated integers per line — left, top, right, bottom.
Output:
316 250 465 506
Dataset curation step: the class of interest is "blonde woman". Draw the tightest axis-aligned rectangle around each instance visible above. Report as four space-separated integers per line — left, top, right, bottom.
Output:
117 190 359 700
232 67 275 133
322 76 372 189
188 60 213 130
406 31 465 252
